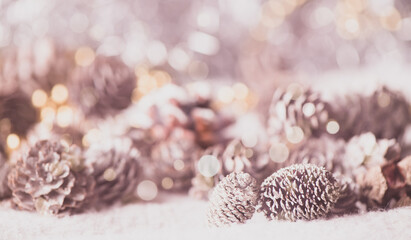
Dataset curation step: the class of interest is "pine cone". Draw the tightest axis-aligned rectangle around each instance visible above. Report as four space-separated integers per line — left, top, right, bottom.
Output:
333 86 411 140
221 139 273 182
85 137 141 208
0 39 73 96
147 128 199 191
69 55 136 118
0 152 11 199
7 140 92 216
329 175 362 216
343 132 400 178
207 172 258 227
283 136 345 173
268 87 331 147
258 164 340 221
0 90 38 138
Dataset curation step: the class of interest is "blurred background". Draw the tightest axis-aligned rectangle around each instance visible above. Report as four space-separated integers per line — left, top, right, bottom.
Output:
1 0 410 87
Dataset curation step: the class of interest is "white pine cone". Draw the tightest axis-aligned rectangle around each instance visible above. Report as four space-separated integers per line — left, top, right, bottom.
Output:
7 140 92 216
207 172 258 227
258 164 340 221
69 55 136 118
85 137 141 208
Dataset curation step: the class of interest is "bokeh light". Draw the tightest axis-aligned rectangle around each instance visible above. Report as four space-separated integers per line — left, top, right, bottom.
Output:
197 155 220 178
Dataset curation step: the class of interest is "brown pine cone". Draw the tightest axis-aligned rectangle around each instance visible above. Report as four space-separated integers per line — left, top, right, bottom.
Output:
343 132 401 178
0 90 38 138
84 137 141 208
207 172 258 227
332 86 411 140
268 87 331 148
7 140 92 216
0 39 74 96
69 55 136 118
0 152 11 199
258 164 340 221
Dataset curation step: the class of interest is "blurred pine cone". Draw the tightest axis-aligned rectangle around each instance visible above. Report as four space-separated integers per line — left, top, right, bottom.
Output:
0 39 73 96
329 175 362 216
207 172 258 227
7 140 92 216
69 55 136 118
146 128 199 191
0 90 38 138
258 164 340 221
268 87 331 148
343 132 401 178
0 152 11 199
283 136 346 173
27 123 86 149
85 137 141 208
333 86 411 140
190 139 272 200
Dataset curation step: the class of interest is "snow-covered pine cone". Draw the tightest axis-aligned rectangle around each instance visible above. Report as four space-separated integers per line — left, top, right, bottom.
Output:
0 90 38 138
258 164 340 221
69 55 136 118
0 152 11 199
207 172 258 227
282 136 346 173
268 87 331 148
7 140 92 216
85 137 141 208
333 86 411 140
343 132 401 178
0 39 73 96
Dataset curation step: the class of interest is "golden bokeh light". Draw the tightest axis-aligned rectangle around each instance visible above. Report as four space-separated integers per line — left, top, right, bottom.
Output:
56 106 73 127
173 159 185 171
103 168 117 181
51 84 69 104
75 47 95 67
7 133 20 150
161 177 174 190
137 180 158 201
326 120 340 135
31 89 48 108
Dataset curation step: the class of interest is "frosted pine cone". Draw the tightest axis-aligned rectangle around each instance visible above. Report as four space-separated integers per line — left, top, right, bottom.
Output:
258 164 340 221
0 90 38 137
0 152 11 199
283 136 346 173
7 140 92 216
0 39 73 96
329 175 362 215
207 172 258 227
69 55 136 118
343 132 400 178
85 137 141 208
27 123 85 149
268 87 331 147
